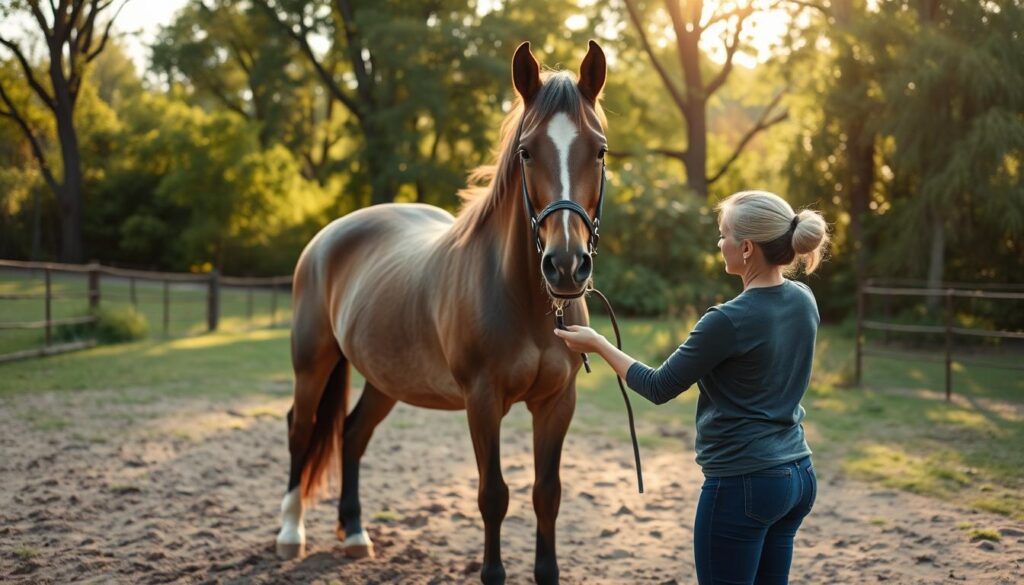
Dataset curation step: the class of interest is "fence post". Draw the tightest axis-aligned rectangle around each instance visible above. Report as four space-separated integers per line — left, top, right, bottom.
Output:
855 280 864 387
944 288 953 401
163 280 170 337
87 262 101 312
207 269 220 332
130 277 137 307
44 268 52 346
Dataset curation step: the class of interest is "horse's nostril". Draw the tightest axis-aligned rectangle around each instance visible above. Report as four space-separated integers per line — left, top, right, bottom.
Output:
574 254 593 283
542 254 559 282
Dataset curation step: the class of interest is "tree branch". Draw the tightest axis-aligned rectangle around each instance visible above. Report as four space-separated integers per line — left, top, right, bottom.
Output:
334 0 374 106
0 81 61 194
85 0 129 62
254 0 363 120
707 90 789 185
704 3 755 98
784 0 831 16
27 1 53 38
623 0 688 112
0 37 57 110
608 147 688 161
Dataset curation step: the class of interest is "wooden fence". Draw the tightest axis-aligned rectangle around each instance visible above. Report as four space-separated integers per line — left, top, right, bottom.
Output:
855 278 1024 400
0 259 292 364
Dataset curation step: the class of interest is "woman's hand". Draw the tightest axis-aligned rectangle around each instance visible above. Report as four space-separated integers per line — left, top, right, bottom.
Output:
553 325 607 353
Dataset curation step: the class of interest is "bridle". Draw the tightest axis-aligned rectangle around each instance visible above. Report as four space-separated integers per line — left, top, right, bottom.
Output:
516 117 607 260
514 110 645 494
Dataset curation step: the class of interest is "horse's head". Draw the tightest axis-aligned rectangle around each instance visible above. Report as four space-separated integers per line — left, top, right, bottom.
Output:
513 41 607 300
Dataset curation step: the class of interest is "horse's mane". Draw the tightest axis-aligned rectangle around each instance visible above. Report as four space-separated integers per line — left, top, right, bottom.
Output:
449 70 605 246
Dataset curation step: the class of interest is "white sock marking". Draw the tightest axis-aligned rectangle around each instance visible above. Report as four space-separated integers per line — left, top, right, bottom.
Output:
277 488 305 546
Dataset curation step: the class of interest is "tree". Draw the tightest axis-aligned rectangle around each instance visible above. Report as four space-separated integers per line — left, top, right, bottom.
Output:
150 0 343 182
781 0 878 290
620 0 790 199
253 0 590 207
0 0 127 262
876 0 1024 293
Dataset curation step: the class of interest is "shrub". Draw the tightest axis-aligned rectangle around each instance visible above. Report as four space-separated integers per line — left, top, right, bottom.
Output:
55 306 149 344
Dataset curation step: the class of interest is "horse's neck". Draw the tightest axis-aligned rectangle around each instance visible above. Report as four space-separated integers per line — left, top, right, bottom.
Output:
479 183 551 314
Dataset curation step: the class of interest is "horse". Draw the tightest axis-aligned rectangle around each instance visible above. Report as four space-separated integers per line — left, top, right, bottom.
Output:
275 40 609 585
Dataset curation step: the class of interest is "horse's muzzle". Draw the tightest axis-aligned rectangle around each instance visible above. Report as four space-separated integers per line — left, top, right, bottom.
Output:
541 249 592 298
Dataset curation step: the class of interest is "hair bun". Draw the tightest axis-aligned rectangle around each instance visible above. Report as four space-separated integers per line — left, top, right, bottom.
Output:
791 209 829 272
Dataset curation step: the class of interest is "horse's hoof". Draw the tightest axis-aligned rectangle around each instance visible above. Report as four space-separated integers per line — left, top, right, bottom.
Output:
276 540 305 560
342 530 375 559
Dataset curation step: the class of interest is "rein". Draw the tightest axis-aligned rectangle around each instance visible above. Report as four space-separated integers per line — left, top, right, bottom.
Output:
554 288 645 494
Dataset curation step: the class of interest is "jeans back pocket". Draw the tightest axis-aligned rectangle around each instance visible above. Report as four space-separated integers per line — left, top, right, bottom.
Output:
743 468 795 525
802 464 817 516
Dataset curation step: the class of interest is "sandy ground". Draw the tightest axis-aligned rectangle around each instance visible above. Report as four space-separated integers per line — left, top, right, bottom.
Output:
1 387 1022 585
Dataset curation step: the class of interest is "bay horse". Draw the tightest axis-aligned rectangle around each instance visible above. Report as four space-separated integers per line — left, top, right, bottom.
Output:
275 40 609 585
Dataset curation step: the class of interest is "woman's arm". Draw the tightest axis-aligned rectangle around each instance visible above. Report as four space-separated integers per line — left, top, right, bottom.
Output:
554 308 736 405
553 325 632 376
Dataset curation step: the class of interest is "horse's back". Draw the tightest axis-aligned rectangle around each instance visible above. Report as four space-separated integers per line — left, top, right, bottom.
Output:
293 203 464 408
296 203 452 283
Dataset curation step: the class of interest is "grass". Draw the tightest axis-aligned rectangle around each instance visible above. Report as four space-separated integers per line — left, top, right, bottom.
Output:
967 528 1002 542
1 297 1022 520
13 546 39 560
576 316 1024 520
0 269 292 355
371 510 401 523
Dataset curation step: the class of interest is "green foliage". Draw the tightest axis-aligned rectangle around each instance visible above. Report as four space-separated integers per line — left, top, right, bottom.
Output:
967 529 1001 543
0 0 1019 324
56 306 148 344
93 307 149 343
782 0 1024 327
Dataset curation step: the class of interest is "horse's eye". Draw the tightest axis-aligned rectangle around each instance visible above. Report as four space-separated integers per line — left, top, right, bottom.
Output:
519 148 531 161
597 148 607 160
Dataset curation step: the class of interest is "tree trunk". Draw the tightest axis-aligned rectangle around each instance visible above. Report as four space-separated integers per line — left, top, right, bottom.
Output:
363 119 395 205
926 216 945 311
847 120 874 285
835 0 875 287
682 99 708 199
30 187 42 261
54 95 84 263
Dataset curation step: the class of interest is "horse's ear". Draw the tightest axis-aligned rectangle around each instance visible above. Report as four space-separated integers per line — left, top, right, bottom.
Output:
578 40 606 103
512 41 542 104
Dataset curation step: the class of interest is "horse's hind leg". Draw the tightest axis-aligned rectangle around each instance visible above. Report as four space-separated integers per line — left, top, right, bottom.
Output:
276 333 344 559
337 382 396 558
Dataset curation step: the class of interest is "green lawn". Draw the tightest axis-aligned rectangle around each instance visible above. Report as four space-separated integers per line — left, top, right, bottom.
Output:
0 269 292 355
0 307 1021 520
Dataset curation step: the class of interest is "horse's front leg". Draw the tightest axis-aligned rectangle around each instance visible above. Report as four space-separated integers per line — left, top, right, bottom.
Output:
527 385 576 585
466 387 510 585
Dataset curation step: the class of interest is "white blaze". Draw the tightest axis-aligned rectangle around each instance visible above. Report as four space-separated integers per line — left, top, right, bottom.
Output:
546 112 579 252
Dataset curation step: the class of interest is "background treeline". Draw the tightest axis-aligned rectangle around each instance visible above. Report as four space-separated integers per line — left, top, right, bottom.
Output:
1 0 1021 324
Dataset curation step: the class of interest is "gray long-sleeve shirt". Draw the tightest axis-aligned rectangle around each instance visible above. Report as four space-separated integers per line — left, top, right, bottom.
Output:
625 279 819 477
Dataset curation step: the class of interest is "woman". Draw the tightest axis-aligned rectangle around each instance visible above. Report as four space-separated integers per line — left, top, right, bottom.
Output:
554 190 830 585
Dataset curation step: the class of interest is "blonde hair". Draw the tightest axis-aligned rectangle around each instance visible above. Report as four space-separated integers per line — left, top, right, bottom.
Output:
716 190 830 274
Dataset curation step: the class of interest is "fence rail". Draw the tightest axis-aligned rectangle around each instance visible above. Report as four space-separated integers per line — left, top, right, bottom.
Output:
855 278 1024 400
0 259 292 364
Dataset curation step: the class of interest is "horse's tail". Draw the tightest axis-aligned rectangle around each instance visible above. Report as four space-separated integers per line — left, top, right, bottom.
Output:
300 358 349 504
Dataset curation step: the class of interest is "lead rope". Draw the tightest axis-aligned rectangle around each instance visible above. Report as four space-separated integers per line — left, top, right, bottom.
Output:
557 287 645 494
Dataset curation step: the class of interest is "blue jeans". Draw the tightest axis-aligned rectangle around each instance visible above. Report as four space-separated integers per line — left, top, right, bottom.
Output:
694 456 816 585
